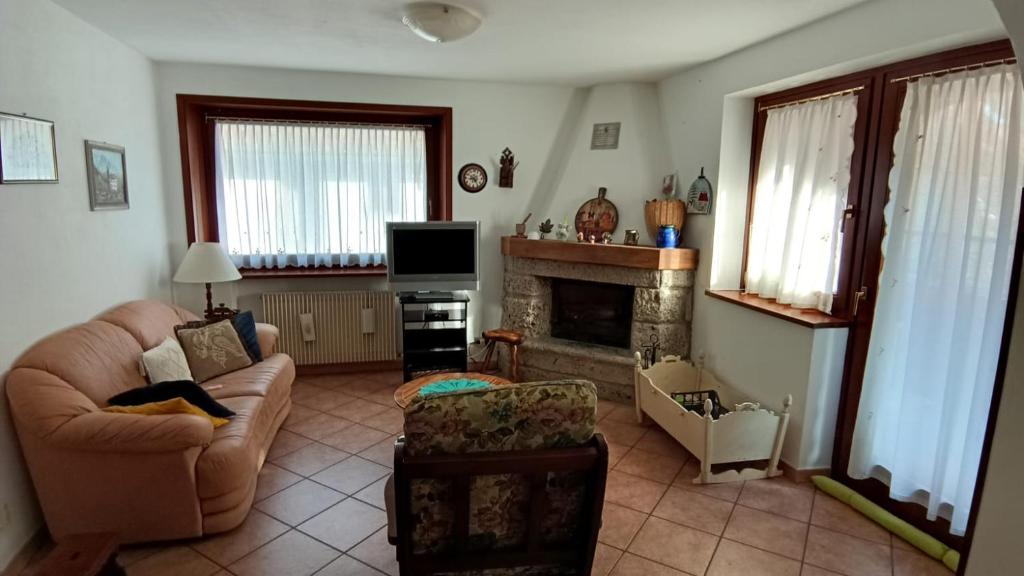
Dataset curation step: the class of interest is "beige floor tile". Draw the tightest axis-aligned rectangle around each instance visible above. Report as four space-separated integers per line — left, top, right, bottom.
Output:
267 430 315 460
286 412 356 441
604 470 669 513
596 420 648 447
341 379 394 398
738 478 815 522
357 435 399 468
228 530 340 576
604 403 645 425
722 505 808 560
627 516 718 576
329 399 391 423
892 536 914 550
672 461 744 502
291 383 327 407
804 525 892 576
614 448 687 484
126 546 220 576
348 527 399 576
632 427 691 459
608 552 688 576
368 371 403 386
596 400 617 422
353 475 390 510
301 375 353 391
606 442 630 468
321 424 392 453
316 554 388 575
598 502 648 549
360 407 405 435
653 487 734 535
191 510 289 565
707 539 802 576
311 390 361 411
362 388 401 407
892 547 952 576
255 463 304 501
810 491 890 545
299 498 388 552
591 542 624 576
312 456 391 495
272 442 350 476
256 479 345 526
801 566 844 575
117 544 164 568
284 404 322 428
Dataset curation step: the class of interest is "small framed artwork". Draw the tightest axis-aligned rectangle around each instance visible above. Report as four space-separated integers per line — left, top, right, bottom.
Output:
0 112 58 184
85 140 128 210
590 122 621 150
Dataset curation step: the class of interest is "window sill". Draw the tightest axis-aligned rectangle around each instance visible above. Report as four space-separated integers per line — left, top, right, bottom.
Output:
239 265 388 279
705 289 851 329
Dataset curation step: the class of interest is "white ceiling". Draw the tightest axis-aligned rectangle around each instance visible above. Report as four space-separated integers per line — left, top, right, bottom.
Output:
53 0 868 85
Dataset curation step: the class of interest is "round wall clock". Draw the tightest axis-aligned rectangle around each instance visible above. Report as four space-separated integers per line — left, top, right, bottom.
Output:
458 163 488 193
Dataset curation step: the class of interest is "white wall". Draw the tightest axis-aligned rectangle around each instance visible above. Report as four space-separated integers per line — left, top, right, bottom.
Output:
0 0 171 567
964 3 1024 573
154 65 669 341
656 0 1005 470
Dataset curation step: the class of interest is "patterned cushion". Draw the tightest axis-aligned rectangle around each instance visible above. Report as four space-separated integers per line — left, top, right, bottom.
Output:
402 380 597 558
175 320 253 383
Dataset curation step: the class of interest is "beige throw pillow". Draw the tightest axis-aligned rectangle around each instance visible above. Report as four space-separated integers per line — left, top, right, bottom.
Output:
141 336 194 384
176 320 253 383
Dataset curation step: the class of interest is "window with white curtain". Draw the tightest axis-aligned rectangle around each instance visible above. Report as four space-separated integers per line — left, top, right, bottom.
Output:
214 120 428 269
744 93 860 313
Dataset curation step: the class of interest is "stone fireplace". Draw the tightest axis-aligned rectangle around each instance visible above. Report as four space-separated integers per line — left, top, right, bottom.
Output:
500 239 697 402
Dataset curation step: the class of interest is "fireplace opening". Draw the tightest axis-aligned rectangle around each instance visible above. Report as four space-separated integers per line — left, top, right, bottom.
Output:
550 279 634 348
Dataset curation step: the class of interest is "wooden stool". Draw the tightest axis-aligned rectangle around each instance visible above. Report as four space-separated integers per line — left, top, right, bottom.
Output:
33 533 124 576
481 329 525 383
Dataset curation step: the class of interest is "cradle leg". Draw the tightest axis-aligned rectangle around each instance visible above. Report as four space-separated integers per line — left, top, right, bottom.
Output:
767 394 793 478
698 398 714 483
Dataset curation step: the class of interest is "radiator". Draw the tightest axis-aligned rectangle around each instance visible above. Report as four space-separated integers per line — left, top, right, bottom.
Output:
261 291 398 366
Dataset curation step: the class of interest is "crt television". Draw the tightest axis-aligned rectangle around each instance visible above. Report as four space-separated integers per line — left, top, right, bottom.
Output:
386 221 479 292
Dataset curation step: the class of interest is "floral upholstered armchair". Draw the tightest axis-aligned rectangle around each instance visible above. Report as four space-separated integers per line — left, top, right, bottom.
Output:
386 379 608 576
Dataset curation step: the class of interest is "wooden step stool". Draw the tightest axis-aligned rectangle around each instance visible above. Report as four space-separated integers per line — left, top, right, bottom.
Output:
481 329 525 383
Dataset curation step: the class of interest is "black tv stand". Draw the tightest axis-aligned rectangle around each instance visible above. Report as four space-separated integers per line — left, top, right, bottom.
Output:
398 292 470 381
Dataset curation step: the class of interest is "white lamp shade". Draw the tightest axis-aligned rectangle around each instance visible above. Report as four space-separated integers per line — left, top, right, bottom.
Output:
402 3 481 43
173 242 242 284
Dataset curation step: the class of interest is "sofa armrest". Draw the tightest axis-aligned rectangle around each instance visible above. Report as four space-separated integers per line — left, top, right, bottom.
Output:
255 323 279 358
47 412 214 453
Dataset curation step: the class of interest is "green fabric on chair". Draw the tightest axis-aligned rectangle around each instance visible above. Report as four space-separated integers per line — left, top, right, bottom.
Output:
811 476 959 571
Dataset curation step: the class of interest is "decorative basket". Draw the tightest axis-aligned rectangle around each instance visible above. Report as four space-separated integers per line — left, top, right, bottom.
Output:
644 198 686 243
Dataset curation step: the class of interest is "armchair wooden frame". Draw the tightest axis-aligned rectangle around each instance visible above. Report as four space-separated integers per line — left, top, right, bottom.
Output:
389 434 609 576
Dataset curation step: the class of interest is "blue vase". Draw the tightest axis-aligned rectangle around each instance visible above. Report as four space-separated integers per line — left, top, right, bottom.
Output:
657 225 679 248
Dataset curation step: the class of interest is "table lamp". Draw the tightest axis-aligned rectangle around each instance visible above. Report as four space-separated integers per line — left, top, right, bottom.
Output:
173 242 242 319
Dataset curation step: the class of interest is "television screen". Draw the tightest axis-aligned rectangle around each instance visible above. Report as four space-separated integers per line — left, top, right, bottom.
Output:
387 222 479 291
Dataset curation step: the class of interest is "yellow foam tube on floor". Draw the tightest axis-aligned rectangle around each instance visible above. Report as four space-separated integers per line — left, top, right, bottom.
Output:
811 476 959 572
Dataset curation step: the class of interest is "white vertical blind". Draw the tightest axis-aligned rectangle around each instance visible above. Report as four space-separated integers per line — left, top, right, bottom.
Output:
849 64 1024 535
214 120 427 269
745 93 859 313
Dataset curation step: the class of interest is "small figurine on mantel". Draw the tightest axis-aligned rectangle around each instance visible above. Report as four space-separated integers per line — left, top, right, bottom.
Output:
498 148 519 188
538 218 553 239
555 219 572 241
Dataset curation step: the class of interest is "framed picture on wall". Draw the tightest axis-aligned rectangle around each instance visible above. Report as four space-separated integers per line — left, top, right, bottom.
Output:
0 112 59 184
84 140 128 210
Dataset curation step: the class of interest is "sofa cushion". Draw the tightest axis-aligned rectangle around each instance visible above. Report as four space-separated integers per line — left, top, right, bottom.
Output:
140 336 193 384
204 354 295 406
195 396 271 500
13 321 146 406
176 320 253 383
95 300 200 351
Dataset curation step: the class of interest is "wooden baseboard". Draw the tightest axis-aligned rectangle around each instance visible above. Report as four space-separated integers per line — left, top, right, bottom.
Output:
295 360 401 377
780 461 830 484
2 527 49 576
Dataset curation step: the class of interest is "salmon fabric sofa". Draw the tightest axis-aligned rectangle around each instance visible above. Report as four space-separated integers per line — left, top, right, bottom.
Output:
4 300 295 544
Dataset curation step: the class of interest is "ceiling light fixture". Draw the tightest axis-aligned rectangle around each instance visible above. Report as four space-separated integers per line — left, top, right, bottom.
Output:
402 2 481 43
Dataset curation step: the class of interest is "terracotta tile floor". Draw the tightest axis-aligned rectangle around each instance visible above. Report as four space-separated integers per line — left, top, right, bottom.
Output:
19 374 953 576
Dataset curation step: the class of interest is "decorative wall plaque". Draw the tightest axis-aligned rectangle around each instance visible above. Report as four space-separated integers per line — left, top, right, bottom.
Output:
590 122 621 150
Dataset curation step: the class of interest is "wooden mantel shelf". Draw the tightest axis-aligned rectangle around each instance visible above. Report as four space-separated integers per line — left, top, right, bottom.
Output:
500 236 698 270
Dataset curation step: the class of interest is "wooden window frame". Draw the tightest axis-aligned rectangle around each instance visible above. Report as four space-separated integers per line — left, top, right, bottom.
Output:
741 71 877 320
175 94 453 278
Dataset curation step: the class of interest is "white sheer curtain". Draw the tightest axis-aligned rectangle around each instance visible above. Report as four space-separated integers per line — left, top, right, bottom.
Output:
215 120 427 269
849 64 1023 535
745 93 859 313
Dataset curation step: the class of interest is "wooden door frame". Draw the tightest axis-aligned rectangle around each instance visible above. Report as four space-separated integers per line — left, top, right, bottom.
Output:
829 40 1018 554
